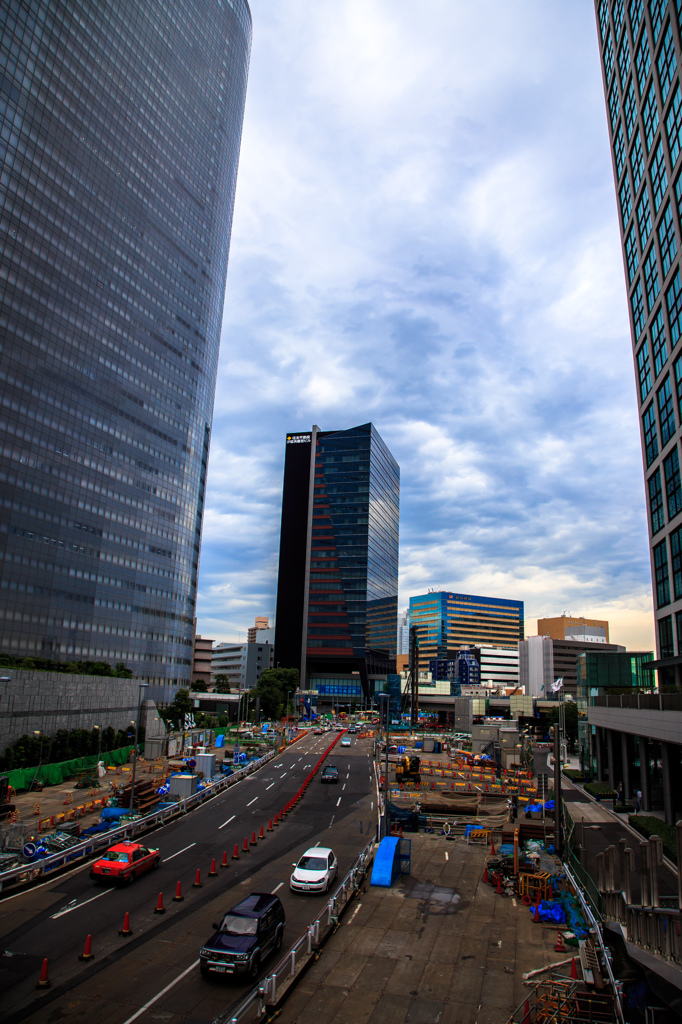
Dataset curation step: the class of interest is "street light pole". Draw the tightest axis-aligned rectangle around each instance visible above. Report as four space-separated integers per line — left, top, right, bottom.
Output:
378 693 390 838
129 682 149 812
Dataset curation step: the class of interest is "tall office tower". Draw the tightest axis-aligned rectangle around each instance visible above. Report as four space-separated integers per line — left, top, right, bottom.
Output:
0 1 251 681
594 1 682 686
274 424 399 698
409 591 524 674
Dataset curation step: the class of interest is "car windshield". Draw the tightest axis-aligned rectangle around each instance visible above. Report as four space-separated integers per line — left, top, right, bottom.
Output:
298 855 327 871
325 766 336 772
101 851 130 862
219 914 258 936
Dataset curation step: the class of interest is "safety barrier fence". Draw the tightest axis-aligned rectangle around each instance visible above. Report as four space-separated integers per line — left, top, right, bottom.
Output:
213 834 377 1024
0 750 277 894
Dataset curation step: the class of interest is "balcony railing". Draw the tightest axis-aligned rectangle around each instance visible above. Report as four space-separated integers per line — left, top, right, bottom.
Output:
591 692 682 710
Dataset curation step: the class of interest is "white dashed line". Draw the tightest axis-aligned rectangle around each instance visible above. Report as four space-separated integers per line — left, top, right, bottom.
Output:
273 882 284 892
51 889 112 919
219 815 235 829
265 783 275 790
166 842 196 861
342 783 346 790
247 797 258 807
120 959 200 1024
336 797 341 806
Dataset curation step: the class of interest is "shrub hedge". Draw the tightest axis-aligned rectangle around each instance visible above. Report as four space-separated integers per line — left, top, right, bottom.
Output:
628 815 678 862
584 781 616 798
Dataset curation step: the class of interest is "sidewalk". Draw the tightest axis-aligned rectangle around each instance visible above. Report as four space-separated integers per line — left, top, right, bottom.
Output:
276 833 565 1024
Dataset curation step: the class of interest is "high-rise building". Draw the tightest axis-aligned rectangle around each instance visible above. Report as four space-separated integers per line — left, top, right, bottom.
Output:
0 1 251 681
594 1 682 686
537 615 609 644
409 591 524 674
274 423 399 697
247 616 270 643
212 641 274 691
397 608 410 656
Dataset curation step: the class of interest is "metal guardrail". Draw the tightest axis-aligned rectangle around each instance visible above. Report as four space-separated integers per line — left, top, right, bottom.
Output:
0 750 276 893
214 834 377 1024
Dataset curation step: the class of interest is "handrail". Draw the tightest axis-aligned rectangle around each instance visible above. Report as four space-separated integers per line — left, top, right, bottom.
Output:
212 833 377 1024
0 750 276 894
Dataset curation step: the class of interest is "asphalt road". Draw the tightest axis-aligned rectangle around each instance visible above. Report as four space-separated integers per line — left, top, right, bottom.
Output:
0 730 377 1024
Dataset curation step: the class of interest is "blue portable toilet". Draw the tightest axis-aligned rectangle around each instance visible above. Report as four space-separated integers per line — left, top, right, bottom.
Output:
370 837 402 887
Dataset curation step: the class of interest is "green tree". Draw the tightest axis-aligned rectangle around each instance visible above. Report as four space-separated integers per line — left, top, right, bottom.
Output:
160 688 193 730
250 667 299 721
190 679 208 691
214 674 231 693
114 662 133 678
544 701 579 750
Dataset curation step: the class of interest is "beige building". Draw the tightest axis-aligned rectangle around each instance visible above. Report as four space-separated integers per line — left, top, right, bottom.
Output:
537 616 609 645
191 634 214 689
247 616 270 644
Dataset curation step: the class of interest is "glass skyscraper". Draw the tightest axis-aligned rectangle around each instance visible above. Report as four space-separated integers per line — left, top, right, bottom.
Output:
409 591 524 675
594 0 682 687
0 1 251 681
274 423 399 697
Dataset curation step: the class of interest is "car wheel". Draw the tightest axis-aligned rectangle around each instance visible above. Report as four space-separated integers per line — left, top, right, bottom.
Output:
152 857 160 869
126 870 136 885
248 956 261 981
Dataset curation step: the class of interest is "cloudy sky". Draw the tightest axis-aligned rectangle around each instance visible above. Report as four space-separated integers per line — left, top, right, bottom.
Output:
196 0 655 652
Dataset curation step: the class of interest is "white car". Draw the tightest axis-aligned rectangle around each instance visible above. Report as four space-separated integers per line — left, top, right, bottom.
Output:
341 737 351 747
290 847 338 893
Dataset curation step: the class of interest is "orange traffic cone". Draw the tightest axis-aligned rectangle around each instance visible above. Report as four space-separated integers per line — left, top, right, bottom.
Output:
483 866 489 883
243 836 249 852
221 850 228 869
250 830 257 846
490 837 496 856
267 819 273 832
571 957 578 979
555 931 565 953
258 825 264 840
173 880 184 901
78 934 94 961
37 958 50 989
154 892 165 914
522 999 530 1024
119 911 132 937
534 902 540 922
232 843 240 860
495 874 502 895
273 812 279 826
193 868 202 888
209 858 217 877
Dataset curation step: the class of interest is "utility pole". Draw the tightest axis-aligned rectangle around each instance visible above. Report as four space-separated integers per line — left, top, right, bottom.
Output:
409 626 419 727
553 699 563 856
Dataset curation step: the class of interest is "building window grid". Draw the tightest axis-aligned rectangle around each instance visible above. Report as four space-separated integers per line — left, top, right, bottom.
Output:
659 614 674 656
619 34 632 84
599 0 610 39
605 34 616 82
620 174 634 224
629 0 645 38
638 339 653 399
667 84 682 165
636 29 652 94
625 79 638 136
631 129 645 188
614 0 626 36
664 444 682 516
632 277 647 336
658 201 678 274
644 244 662 308
643 80 661 150
649 0 669 43
657 21 677 100
652 307 669 374
654 538 671 607
637 186 653 245
651 138 669 209
674 355 682 415
644 400 660 465
626 225 641 281
658 374 677 442
649 466 666 531
667 269 682 344
671 524 682 598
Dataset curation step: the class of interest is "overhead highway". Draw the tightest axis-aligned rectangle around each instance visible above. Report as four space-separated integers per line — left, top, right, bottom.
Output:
0 729 376 1024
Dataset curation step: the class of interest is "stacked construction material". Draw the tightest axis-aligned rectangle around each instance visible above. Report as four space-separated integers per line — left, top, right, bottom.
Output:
111 776 164 816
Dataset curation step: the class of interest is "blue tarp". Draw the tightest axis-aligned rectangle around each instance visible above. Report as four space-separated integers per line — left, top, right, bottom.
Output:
529 900 566 924
370 836 402 887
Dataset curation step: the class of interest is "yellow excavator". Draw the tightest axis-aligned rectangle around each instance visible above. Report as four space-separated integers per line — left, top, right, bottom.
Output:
395 755 421 786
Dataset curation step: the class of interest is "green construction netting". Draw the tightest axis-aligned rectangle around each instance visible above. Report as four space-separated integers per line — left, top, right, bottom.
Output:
3 744 139 792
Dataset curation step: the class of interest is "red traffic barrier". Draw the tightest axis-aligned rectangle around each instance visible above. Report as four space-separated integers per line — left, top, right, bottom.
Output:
193 868 202 888
173 880 184 902
522 999 531 1024
431 781 435 790
570 957 578 979
258 825 264 840
155 892 166 914
209 858 217 877
250 831 257 846
119 911 133 937
78 934 94 961
232 843 240 860
243 836 249 853
37 958 50 989
221 850 228 869
450 781 454 790
534 902 540 923
267 819 273 832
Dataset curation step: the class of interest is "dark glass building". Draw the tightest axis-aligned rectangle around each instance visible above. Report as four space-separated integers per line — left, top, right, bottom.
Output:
594 1 682 687
274 423 399 698
0 1 251 681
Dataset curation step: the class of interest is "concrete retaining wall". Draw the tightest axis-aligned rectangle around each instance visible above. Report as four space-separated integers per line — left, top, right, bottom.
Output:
0 670 147 749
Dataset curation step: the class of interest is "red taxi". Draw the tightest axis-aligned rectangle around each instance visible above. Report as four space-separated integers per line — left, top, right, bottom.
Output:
90 840 160 885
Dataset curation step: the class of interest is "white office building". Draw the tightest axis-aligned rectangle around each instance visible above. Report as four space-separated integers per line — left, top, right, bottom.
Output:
211 642 274 690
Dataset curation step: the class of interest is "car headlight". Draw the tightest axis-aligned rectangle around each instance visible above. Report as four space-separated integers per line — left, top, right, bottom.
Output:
200 947 212 957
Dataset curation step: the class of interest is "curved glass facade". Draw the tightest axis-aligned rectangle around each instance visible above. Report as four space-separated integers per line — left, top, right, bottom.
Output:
0 0 251 680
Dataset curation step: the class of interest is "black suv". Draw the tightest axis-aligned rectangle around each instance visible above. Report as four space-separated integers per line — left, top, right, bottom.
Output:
321 765 339 783
200 892 285 979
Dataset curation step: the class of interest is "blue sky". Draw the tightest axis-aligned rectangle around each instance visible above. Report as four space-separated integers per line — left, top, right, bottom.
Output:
196 0 655 652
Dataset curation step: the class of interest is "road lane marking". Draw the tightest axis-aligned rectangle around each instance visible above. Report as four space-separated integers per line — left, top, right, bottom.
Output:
273 882 284 892
219 815 236 829
51 889 112 919
166 843 196 861
247 797 258 806
121 958 201 1024
342 784 346 790
336 797 341 806
347 903 362 925
329 815 335 827
265 783 275 790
